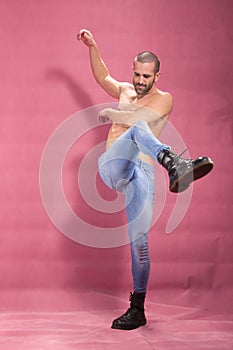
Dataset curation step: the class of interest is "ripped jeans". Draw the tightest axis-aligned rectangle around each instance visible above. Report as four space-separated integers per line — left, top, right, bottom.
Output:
98 120 169 293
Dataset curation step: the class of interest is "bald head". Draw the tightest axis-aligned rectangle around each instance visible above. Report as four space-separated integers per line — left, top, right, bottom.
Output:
134 51 160 73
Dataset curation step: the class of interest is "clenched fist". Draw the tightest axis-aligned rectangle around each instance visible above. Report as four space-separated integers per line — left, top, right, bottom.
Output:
97 108 112 124
77 29 96 48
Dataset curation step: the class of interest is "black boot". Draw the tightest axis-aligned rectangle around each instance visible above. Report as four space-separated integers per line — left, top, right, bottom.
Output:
157 149 214 193
111 292 146 330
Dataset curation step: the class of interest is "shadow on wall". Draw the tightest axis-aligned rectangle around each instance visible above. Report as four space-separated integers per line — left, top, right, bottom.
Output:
46 68 95 109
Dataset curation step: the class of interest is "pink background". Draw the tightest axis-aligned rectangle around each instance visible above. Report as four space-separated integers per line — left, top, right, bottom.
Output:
0 0 232 321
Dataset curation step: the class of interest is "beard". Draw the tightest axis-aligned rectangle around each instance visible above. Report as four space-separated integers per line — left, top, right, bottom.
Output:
133 77 155 96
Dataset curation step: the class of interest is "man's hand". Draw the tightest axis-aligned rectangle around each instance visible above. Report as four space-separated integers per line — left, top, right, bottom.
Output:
77 29 96 48
77 28 121 99
97 108 112 124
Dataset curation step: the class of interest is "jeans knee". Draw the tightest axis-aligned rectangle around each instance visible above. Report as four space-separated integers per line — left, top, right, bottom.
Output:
135 120 148 129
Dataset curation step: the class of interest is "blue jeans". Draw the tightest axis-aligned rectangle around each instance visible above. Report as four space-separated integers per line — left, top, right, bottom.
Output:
98 120 169 293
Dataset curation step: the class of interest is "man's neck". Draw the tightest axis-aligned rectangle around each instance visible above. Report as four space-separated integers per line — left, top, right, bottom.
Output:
136 86 158 99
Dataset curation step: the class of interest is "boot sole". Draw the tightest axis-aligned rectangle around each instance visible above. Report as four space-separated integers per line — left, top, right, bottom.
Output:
170 157 214 193
111 319 147 330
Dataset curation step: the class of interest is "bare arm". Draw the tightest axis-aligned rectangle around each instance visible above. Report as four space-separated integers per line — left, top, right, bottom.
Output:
98 107 158 125
77 29 122 99
98 93 173 126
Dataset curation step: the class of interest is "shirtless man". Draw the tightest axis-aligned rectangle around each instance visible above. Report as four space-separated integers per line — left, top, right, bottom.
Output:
77 29 213 330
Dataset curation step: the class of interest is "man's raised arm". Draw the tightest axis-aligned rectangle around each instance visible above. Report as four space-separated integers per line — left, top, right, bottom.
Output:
77 29 121 99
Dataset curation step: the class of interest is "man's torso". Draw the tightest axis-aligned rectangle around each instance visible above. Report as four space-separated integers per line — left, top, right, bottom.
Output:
106 83 170 165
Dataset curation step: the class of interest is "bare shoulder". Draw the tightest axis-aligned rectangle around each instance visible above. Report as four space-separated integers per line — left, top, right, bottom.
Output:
157 89 173 102
120 82 134 92
147 89 174 117
118 82 136 104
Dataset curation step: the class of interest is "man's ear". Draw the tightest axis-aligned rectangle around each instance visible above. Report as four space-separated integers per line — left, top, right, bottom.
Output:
154 71 161 82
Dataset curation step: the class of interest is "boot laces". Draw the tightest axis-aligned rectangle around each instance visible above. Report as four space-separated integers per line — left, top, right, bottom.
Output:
178 148 188 158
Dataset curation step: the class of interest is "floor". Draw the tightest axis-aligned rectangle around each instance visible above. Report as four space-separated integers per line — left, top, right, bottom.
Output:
0 291 232 350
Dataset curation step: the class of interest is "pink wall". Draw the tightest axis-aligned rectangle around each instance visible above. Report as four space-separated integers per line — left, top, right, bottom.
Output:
0 0 232 311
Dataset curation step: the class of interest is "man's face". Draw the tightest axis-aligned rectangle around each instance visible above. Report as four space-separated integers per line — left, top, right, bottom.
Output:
133 61 156 96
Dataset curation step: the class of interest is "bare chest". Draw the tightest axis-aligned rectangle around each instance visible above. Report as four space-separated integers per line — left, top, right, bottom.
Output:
118 86 155 110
